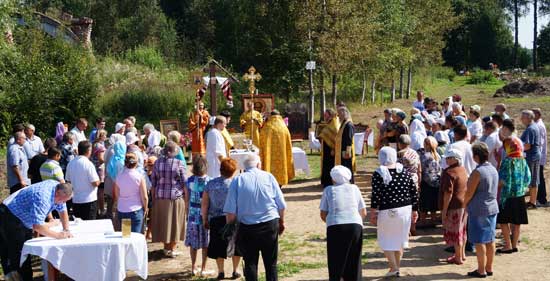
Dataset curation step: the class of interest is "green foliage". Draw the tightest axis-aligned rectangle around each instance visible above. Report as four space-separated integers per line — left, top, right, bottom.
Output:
539 23 550 66
467 70 498 84
124 45 165 70
0 26 97 145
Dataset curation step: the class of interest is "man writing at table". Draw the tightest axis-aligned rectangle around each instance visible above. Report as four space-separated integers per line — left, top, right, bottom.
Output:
0 180 73 281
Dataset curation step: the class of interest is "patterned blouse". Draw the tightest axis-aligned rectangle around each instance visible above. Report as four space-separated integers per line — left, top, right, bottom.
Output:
371 169 418 211
150 157 187 200
186 175 211 225
398 147 420 185
419 149 441 188
204 176 232 220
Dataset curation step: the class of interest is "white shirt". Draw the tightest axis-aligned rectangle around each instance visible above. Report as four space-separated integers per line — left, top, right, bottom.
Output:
70 127 87 151
320 183 365 227
65 156 100 204
206 128 227 178
441 140 476 175
536 119 547 165
468 119 483 141
483 131 502 168
26 135 44 158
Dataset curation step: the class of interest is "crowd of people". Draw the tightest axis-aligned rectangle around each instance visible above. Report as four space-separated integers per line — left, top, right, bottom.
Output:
0 90 547 280
316 91 546 279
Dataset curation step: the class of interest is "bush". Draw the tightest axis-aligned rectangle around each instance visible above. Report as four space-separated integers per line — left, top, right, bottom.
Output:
467 70 498 84
125 45 165 70
0 27 98 144
431 66 456 81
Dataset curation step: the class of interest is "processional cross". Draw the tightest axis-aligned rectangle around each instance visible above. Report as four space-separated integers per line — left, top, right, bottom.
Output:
243 66 262 145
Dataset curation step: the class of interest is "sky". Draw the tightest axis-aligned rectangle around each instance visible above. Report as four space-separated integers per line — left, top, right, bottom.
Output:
518 9 550 48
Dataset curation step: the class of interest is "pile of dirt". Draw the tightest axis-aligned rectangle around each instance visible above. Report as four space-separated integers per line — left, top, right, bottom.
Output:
494 77 550 97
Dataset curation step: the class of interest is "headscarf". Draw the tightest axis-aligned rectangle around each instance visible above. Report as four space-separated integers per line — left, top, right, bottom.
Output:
107 141 126 180
410 119 427 150
455 115 467 126
125 132 139 145
376 147 404 185
503 136 524 158
109 133 126 147
499 136 530 205
55 122 66 144
444 148 463 167
330 165 352 185
435 131 450 144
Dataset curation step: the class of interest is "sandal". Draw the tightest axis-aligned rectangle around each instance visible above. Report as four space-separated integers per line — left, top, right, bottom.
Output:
446 256 463 265
496 248 513 254
486 271 493 276
467 270 487 278
231 272 242 279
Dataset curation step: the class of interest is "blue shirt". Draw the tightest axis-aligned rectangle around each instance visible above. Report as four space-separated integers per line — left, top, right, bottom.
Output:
223 168 286 225
4 180 67 229
320 183 365 227
7 143 30 187
89 128 98 143
521 123 541 162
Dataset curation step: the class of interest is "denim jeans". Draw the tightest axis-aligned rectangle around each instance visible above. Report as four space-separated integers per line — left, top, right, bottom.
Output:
118 208 144 233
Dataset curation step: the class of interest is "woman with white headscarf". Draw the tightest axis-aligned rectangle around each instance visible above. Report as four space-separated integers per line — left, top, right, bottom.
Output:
320 165 366 281
410 116 427 151
370 147 418 278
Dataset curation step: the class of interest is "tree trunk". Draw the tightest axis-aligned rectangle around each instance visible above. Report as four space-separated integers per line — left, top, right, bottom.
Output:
331 74 337 106
391 79 396 102
361 72 367 105
534 0 538 71
370 80 376 104
319 71 326 118
399 67 404 99
406 67 412 99
308 69 315 124
513 0 519 68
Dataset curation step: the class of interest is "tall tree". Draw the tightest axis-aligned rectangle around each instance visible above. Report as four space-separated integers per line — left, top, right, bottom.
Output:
538 23 550 65
501 0 529 67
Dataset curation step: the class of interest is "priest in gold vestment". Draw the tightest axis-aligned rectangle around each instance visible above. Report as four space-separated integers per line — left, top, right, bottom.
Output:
188 102 210 156
220 110 235 154
240 102 263 147
259 110 295 187
317 109 340 187
335 107 356 183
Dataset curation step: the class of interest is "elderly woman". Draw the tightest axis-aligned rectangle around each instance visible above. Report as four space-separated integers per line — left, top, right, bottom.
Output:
439 149 468 265
150 141 187 258
496 122 530 255
464 143 499 278
370 147 418 277
201 158 242 280
320 165 366 281
418 136 441 226
113 153 148 233
143 123 165 154
435 131 450 158
410 116 427 151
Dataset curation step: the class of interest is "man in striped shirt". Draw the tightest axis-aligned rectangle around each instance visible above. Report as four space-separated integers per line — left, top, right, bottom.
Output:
40 147 65 183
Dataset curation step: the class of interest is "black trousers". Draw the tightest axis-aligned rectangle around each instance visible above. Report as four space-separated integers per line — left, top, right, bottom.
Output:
9 183 24 194
73 201 98 220
0 204 33 281
537 165 547 204
238 219 279 281
327 224 363 281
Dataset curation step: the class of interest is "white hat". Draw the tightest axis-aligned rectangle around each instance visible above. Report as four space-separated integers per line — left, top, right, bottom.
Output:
444 148 463 166
330 165 352 185
209 117 216 125
434 131 450 144
125 132 139 145
115 122 125 133
109 133 126 145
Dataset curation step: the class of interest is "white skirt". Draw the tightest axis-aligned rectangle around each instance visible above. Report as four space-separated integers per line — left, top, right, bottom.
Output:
377 205 412 251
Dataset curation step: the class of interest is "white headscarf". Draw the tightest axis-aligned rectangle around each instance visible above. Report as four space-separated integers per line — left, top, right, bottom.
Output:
376 147 404 185
410 119 427 150
330 165 352 185
444 148 463 166
435 131 450 144
109 133 126 146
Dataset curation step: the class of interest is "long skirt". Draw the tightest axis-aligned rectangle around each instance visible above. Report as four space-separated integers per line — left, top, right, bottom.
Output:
443 208 468 246
327 223 363 281
377 205 412 251
321 143 335 188
151 198 186 243
208 216 240 259
419 181 439 212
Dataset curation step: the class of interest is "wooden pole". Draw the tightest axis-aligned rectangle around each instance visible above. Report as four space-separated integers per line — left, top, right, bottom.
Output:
209 62 217 115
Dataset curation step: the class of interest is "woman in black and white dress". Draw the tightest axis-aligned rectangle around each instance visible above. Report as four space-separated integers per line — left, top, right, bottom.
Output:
370 147 419 277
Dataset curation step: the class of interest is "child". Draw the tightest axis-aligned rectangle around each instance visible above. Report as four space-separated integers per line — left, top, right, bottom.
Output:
39 147 65 183
185 155 212 276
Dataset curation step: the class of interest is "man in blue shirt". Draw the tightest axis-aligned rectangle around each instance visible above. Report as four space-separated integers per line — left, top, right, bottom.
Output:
521 110 541 209
7 132 30 194
0 180 73 280
224 154 286 281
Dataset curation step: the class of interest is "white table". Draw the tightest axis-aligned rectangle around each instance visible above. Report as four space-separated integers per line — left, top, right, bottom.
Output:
21 220 148 281
229 149 260 170
292 147 310 176
354 132 366 155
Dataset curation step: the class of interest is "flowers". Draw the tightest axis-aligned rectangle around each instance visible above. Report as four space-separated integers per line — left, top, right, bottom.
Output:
181 132 193 148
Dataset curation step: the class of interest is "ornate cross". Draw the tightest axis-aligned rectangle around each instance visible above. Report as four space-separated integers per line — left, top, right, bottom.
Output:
243 66 262 95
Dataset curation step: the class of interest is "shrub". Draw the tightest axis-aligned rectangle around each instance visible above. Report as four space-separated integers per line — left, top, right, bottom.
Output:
124 45 165 70
467 70 498 84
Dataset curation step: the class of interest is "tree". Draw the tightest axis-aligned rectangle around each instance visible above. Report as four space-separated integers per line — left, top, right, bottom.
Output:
538 23 550 66
501 0 529 68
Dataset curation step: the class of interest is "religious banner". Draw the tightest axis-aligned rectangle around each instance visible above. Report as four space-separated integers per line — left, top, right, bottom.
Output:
242 94 275 118
285 103 309 140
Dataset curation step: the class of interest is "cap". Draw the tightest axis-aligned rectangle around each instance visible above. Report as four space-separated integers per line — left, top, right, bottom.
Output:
470 105 481 113
115 122 125 133
396 111 406 120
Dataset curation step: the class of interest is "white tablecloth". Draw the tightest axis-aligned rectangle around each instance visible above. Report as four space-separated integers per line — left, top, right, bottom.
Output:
229 149 260 170
21 220 148 281
354 133 365 155
292 147 310 176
